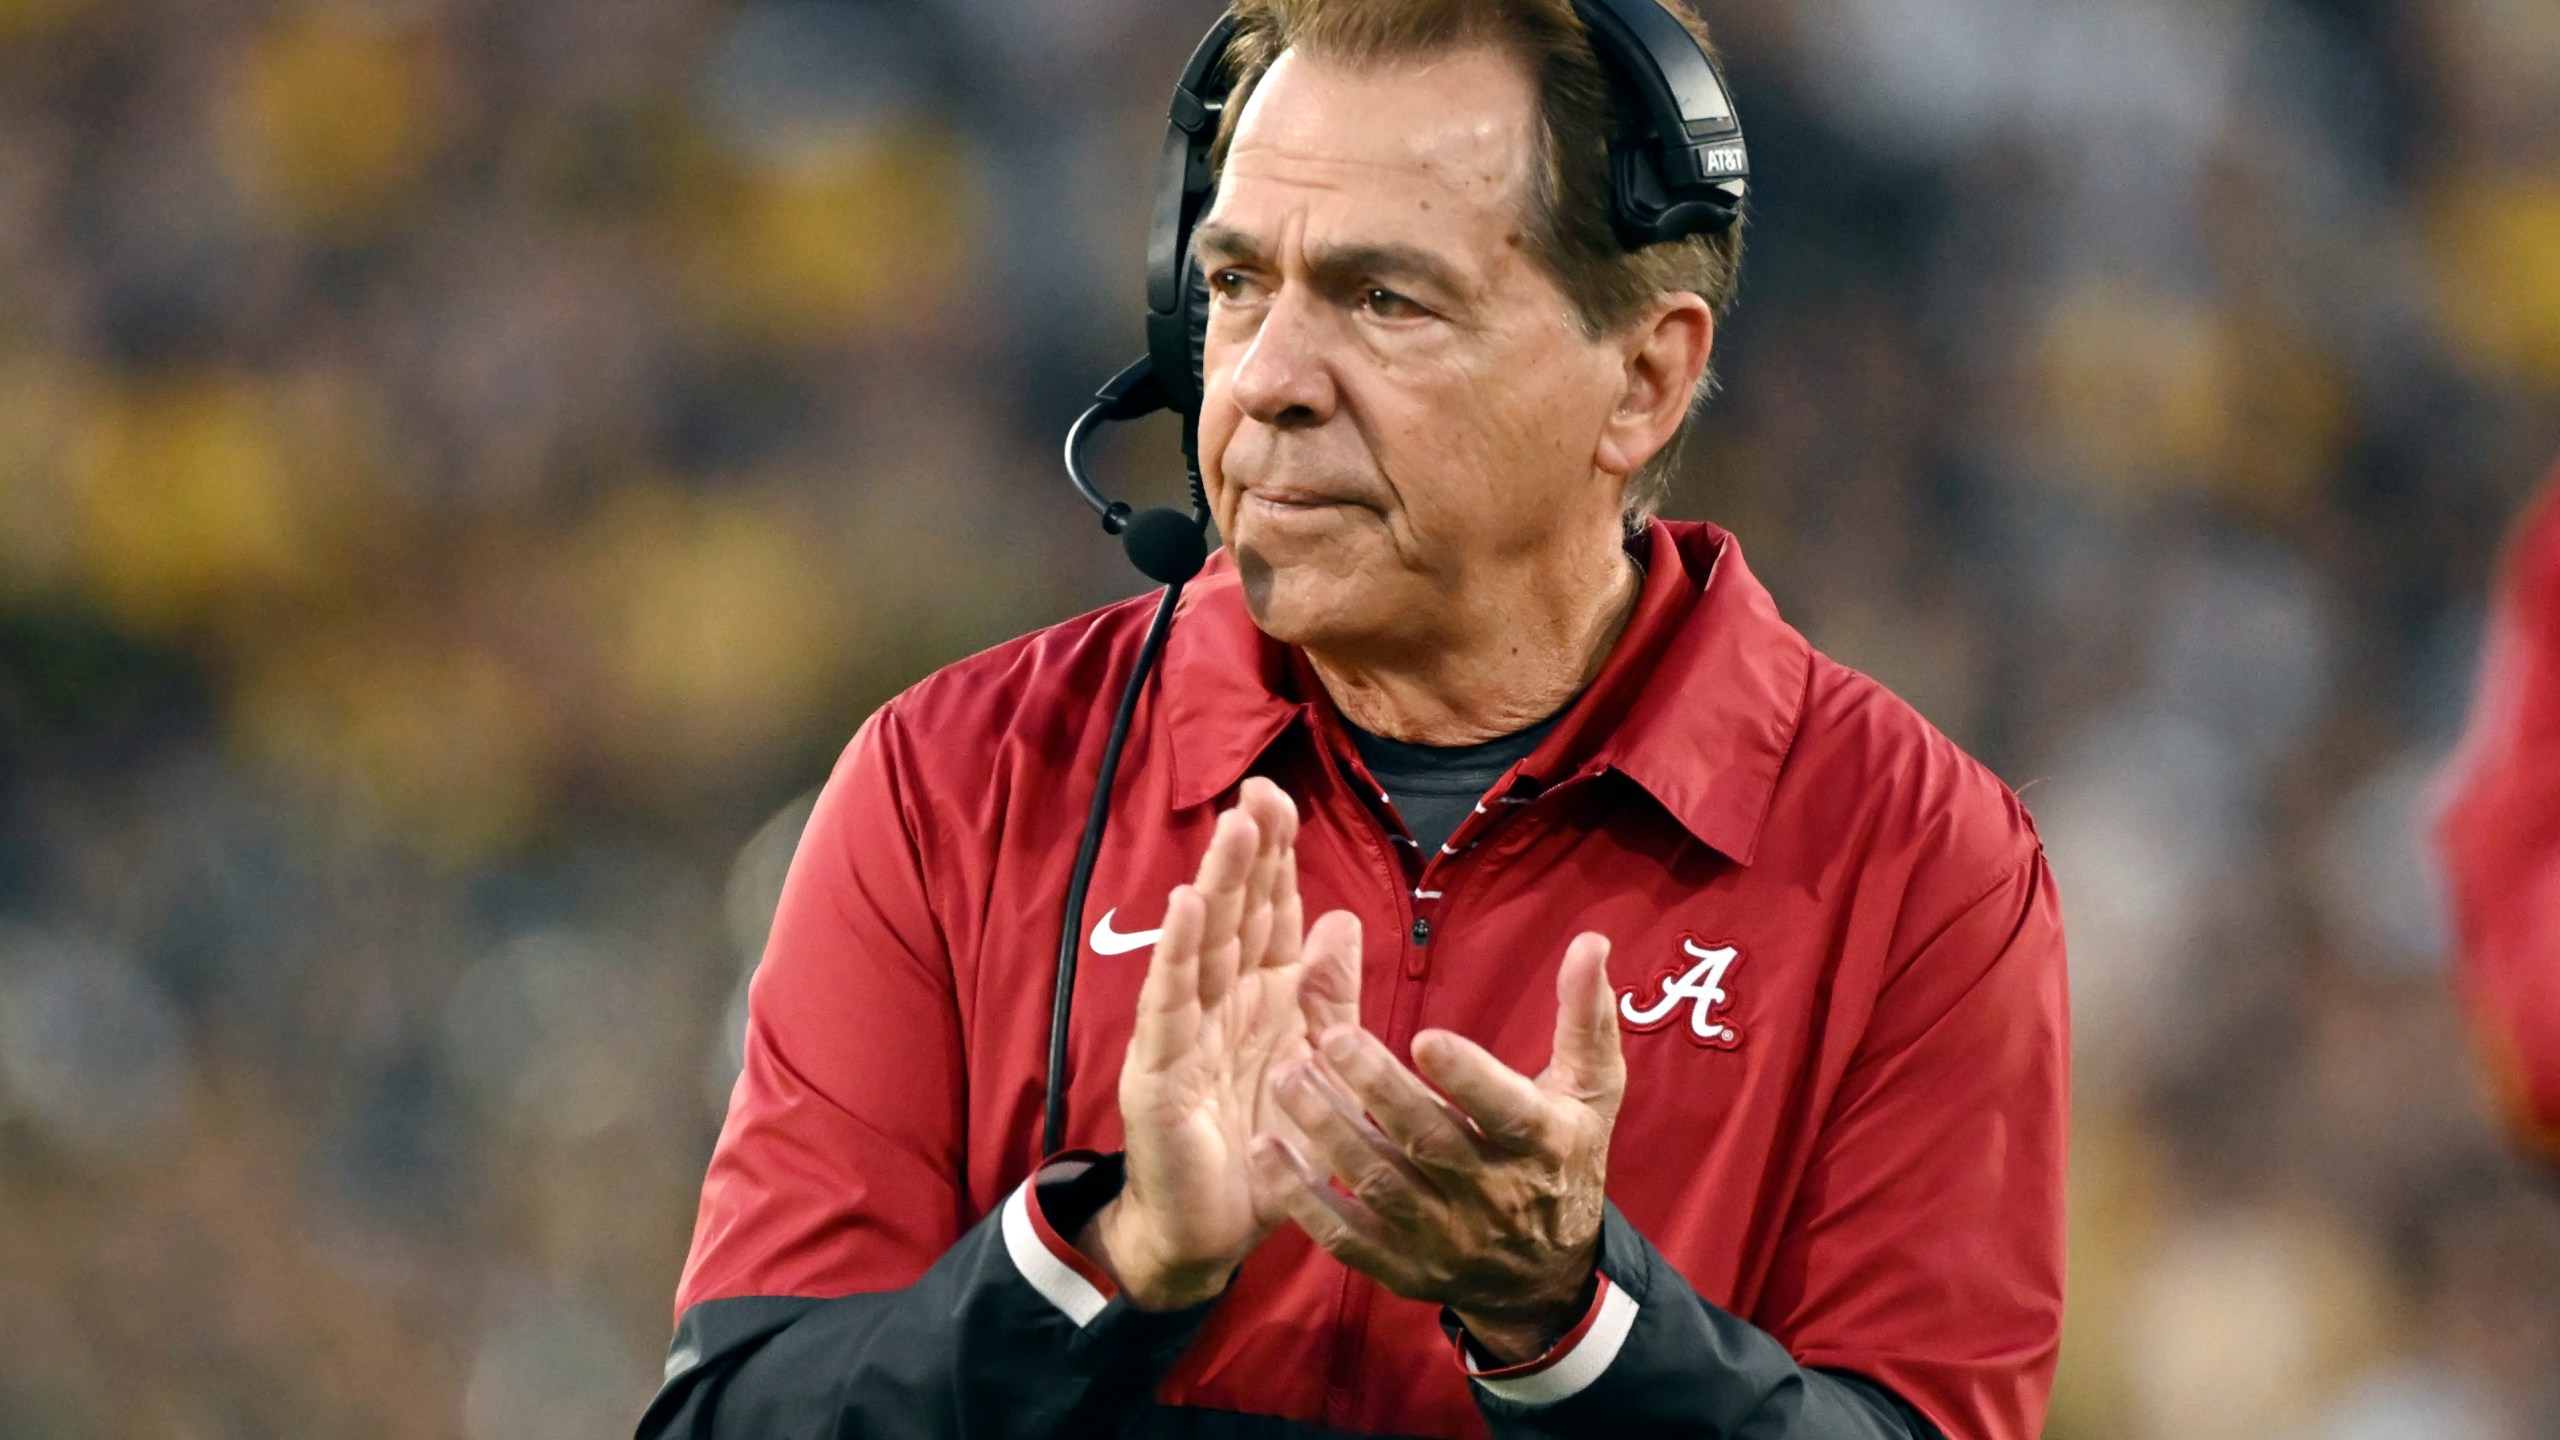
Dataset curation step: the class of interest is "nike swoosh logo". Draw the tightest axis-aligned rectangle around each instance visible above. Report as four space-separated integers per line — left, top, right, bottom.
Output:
1090 909 1163 956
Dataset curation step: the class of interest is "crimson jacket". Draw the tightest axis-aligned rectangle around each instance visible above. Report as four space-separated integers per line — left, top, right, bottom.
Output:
641 521 2070 1439
2438 465 2560 1159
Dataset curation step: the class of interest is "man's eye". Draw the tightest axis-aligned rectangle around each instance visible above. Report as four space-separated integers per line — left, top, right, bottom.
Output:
1363 287 1427 319
1209 269 1256 301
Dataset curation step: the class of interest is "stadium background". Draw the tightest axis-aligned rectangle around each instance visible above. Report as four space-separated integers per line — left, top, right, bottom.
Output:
0 0 2556 1435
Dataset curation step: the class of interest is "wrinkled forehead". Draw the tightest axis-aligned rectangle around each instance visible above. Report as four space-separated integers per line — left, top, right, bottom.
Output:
1210 46 1544 250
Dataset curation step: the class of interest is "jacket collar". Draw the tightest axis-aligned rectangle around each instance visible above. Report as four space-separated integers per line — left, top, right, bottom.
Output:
1155 520 1809 865
1157 555 1302 816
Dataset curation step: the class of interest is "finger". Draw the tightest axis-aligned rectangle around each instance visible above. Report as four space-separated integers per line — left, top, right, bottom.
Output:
1272 1060 1442 1223
1235 956 1312 1089
1189 807 1258 920
1192 807 1259 1008
1232 781 1293 975
1249 1134 1403 1276
1235 777 1297 864
1298 910 1363 1034
1314 1025 1483 1177
1238 780 1303 972
1412 1028 1557 1155
1263 850 1305 973
1540 933 1626 1116
1127 886 1208 1073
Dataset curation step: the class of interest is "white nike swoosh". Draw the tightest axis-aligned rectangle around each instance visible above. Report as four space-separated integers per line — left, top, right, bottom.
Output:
1089 909 1163 956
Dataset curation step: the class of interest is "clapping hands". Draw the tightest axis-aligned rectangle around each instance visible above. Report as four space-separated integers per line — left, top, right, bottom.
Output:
1076 778 1358 1308
1079 778 1621 1362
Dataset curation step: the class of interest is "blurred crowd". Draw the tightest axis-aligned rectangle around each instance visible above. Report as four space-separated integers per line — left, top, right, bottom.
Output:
0 0 2554 1436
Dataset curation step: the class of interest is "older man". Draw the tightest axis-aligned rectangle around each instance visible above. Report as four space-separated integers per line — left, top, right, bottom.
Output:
639 3 2067 1438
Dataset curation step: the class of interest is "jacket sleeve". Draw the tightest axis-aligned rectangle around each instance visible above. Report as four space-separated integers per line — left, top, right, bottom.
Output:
637 706 1213 1439
1451 848 2067 1440
1447 1206 1942 1439
638 1153 1212 1438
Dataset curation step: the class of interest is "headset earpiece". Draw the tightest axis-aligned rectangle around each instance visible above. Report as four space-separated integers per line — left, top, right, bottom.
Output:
1185 256 1213 412
1572 0 1749 247
1143 16 1240 420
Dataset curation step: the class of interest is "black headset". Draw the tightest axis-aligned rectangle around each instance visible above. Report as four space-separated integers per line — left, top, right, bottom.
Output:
1045 0 1751 1155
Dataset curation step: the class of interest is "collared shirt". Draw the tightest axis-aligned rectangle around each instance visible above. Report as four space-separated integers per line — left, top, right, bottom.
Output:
667 520 2069 1440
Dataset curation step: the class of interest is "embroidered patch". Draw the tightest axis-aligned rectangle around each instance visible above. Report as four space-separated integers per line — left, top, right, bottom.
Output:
1617 936 1743 1048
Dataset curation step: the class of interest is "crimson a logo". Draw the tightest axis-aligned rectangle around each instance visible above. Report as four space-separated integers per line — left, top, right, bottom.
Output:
1616 936 1743 1049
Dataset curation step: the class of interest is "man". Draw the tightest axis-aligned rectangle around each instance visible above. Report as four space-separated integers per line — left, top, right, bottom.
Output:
2437 459 2560 1163
639 2 2068 1437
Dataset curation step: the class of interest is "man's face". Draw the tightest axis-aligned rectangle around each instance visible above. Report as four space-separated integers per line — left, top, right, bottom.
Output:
1195 45 1635 650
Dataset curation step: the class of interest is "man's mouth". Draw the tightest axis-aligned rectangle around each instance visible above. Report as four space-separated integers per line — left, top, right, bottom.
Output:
1243 485 1364 513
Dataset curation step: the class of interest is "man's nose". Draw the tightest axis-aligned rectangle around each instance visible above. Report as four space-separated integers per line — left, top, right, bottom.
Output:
1227 288 1337 431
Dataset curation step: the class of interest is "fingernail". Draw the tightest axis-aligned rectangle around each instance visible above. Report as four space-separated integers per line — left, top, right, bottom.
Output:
1319 1028 1356 1064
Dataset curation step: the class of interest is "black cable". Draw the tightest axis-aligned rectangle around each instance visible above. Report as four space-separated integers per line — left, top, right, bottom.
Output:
1063 397 1131 534
1044 573 1188 1156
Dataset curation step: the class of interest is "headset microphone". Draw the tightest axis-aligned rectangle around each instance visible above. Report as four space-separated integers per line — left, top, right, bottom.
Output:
1063 358 1211 586
1043 0 1750 1157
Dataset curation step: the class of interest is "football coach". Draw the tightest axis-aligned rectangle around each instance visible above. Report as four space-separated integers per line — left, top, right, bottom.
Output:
639 2 2068 1438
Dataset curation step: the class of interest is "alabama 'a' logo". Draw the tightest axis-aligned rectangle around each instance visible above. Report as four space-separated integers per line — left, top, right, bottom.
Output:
1617 936 1742 1049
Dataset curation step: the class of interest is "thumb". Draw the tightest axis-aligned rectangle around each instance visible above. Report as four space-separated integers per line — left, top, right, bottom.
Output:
1298 909 1363 1035
1539 933 1624 1116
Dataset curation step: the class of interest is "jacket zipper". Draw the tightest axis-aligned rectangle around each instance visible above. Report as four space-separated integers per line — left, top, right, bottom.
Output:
1303 731 1577 1426
1300 722 1419 1428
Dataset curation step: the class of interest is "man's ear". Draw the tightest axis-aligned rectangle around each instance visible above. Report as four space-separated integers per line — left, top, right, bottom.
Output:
1593 295 1714 479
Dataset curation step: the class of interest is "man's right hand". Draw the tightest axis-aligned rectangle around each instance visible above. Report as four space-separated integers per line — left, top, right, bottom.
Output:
1076 777 1361 1310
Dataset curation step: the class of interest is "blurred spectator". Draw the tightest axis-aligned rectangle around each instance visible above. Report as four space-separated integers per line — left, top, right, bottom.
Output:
2436 461 2560 1163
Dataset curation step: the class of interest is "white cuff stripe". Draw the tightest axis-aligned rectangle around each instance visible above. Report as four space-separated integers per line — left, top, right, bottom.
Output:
999 1181 1108 1327
1470 1282 1641 1407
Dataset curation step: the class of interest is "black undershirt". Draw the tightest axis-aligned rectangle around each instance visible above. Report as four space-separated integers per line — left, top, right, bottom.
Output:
1342 707 1569 857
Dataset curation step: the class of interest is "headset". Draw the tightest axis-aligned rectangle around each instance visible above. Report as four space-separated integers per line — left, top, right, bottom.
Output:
1045 0 1751 1155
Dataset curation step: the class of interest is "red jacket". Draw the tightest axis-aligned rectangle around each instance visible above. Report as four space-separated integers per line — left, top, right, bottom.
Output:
663 521 2069 1439
2438 465 2560 1158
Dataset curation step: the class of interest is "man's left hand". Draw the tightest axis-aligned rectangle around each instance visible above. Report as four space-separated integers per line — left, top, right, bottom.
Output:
1249 932 1624 1366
